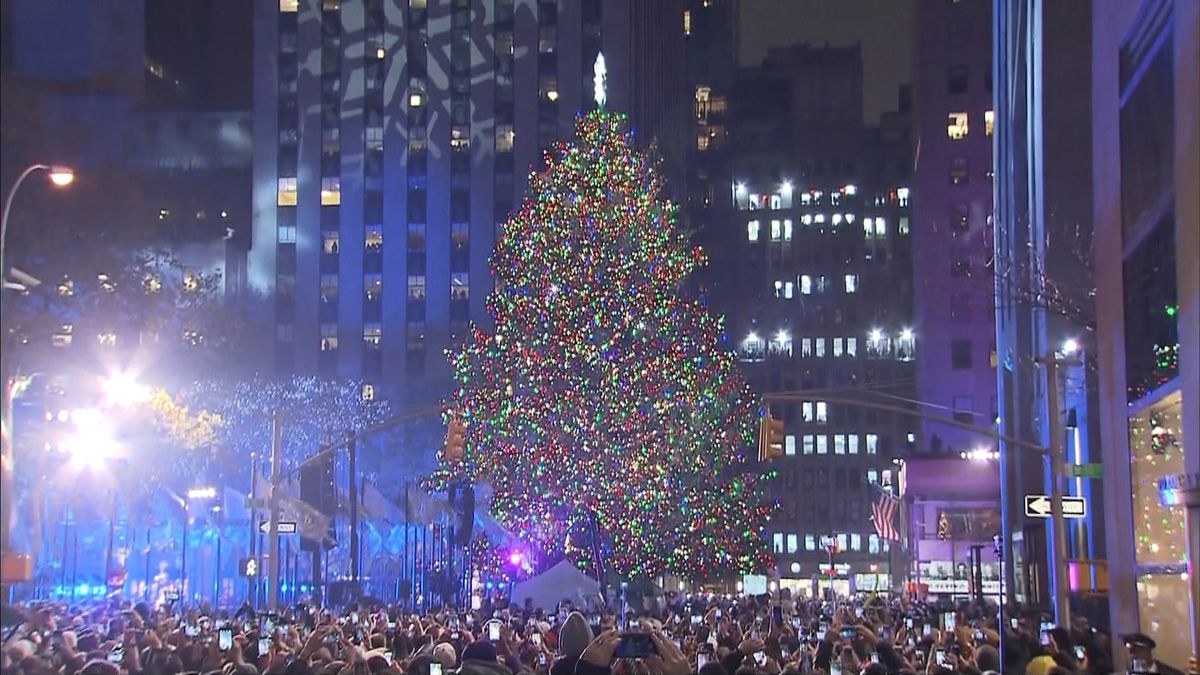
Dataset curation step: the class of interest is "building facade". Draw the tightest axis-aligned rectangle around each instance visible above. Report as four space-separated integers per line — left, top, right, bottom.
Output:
1091 0 1199 669
711 45 916 595
911 0 997 458
250 0 686 401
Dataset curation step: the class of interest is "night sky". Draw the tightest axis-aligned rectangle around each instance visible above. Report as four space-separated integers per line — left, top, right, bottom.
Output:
739 0 915 124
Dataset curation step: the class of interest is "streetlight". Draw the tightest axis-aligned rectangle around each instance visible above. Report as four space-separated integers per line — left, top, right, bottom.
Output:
103 371 150 407
1 163 73 556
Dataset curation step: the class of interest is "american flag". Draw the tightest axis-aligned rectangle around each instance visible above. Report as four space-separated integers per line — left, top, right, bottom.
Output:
871 491 901 542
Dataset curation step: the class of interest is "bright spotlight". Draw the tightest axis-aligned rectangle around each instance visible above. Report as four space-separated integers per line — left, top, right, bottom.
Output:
187 486 217 500
104 371 150 406
870 328 883 342
735 182 747 195
900 328 914 341
781 180 793 193
1060 338 1079 355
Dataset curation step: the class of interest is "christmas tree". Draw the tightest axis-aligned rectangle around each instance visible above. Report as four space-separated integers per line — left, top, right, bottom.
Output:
439 111 774 580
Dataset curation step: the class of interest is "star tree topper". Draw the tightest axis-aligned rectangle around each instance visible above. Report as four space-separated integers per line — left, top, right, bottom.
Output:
593 52 607 108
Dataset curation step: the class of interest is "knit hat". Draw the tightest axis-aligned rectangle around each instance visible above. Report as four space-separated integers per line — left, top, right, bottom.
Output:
461 641 499 664
433 642 457 669
557 612 594 659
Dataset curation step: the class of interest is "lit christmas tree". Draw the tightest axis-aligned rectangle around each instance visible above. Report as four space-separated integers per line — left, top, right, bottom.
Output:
437 110 773 580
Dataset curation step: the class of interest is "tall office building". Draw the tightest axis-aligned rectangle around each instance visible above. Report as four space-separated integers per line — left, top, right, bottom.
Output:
250 0 686 401
714 44 916 594
1091 0 1198 669
911 0 997 457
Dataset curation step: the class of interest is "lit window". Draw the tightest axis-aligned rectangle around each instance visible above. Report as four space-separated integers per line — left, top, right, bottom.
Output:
364 274 382 300
985 110 995 136
848 434 859 454
803 401 814 422
183 272 199 293
816 435 828 454
803 435 815 455
697 133 710 151
280 0 298 11
98 332 117 347
451 272 470 301
851 534 862 551
376 46 386 60
321 177 341 206
786 534 798 554
869 534 880 554
361 383 376 401
496 125 515 152
773 533 784 554
866 433 879 454
683 9 691 35
846 337 858 357
950 158 970 185
320 323 339 351
814 213 826 224
832 213 843 225
899 217 910 235
800 274 812 294
783 281 794 298
320 274 339 301
897 187 910 207
785 434 796 456
801 338 812 358
867 470 878 484
747 220 760 242
323 232 340 254
783 219 793 240
816 401 828 423
837 533 848 551
364 323 382 347
277 177 298 206
845 213 856 223
801 214 813 226
947 112 969 139
805 535 817 551
897 330 916 361
770 219 782 241
833 338 844 357
407 275 427 299
278 225 297 244
365 225 383 250
845 274 858 293
834 434 846 455
815 338 826 358
410 91 425 108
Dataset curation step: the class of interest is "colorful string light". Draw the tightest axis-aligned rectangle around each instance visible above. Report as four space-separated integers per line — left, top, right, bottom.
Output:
434 111 774 581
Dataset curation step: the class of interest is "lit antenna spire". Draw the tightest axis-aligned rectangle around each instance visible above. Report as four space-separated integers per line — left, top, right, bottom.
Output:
593 52 607 108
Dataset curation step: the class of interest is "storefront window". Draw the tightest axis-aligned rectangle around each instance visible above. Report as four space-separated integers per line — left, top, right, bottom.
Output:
1128 391 1189 669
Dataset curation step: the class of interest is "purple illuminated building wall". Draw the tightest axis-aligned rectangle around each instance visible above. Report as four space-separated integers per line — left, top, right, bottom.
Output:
911 0 996 456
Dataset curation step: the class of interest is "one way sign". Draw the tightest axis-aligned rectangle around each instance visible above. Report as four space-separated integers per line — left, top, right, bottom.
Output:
259 521 298 535
1025 495 1087 519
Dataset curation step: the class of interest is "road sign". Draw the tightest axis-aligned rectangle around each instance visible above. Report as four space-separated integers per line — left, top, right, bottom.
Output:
238 558 260 577
259 521 298 535
1068 463 1103 479
1024 495 1087 519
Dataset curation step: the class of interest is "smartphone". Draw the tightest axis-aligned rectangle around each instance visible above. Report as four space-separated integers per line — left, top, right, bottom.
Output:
830 662 842 675
532 633 542 646
691 615 701 626
715 609 722 620
259 637 271 654
538 654 548 667
384 653 394 666
1074 646 1085 661
324 633 340 645
936 649 947 667
915 651 925 665
108 645 125 665
905 617 914 629
944 614 956 631
351 612 359 624
431 663 444 675
974 629 985 641
488 622 501 642
753 651 767 667
791 617 802 630
614 633 656 659
1010 618 1019 630
387 621 396 630
185 624 200 637
855 607 864 618
840 627 857 641
923 624 932 637
697 654 709 669
870 653 879 664
219 628 233 651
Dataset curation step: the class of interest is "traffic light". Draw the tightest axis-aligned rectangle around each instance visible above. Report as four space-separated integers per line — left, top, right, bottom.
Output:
443 413 466 463
758 409 785 462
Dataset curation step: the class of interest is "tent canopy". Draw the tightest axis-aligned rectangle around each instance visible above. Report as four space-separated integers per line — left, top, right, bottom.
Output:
510 560 601 611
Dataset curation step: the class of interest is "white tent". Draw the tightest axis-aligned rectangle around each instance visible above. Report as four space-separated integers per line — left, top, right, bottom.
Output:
511 560 601 611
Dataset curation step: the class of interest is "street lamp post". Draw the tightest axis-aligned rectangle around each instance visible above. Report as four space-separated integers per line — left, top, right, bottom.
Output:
1 164 74 560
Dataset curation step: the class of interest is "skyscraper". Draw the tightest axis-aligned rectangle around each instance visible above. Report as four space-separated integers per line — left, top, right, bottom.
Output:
714 44 916 593
250 0 686 401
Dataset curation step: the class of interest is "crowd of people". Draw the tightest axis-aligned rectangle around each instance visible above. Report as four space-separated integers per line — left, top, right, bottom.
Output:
0 591 1183 675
